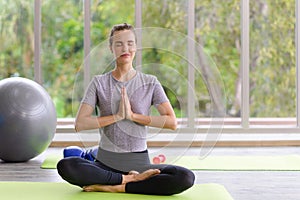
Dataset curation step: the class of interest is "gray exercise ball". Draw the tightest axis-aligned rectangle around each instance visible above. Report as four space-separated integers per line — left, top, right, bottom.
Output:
0 77 57 162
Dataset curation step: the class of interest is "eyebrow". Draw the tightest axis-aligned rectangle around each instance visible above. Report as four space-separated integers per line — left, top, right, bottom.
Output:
114 40 135 44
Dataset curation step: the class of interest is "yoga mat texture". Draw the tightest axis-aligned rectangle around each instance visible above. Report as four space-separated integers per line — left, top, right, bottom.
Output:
0 182 233 200
41 154 300 171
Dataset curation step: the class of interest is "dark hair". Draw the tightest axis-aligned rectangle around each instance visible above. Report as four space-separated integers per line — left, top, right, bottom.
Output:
109 23 137 46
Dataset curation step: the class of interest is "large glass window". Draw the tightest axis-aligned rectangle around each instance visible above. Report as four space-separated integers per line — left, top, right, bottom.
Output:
250 0 295 118
142 0 188 118
195 0 240 118
1 0 299 131
0 1 34 79
41 0 84 117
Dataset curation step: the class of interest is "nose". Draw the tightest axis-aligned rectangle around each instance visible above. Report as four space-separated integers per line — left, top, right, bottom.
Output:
122 44 129 52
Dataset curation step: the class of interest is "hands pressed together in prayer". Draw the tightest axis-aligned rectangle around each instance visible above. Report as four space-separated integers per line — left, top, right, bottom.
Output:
116 87 134 121
114 86 176 130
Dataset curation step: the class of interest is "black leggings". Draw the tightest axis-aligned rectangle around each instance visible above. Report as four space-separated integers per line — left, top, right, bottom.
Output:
57 157 195 195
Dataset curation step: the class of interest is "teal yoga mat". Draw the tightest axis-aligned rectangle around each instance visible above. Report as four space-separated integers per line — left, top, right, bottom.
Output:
0 182 233 200
41 154 300 171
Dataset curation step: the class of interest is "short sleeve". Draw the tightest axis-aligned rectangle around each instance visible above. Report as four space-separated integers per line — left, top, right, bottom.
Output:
81 77 98 107
151 77 169 107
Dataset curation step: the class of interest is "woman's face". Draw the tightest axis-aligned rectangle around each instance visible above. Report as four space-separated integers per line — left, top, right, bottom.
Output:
110 30 136 65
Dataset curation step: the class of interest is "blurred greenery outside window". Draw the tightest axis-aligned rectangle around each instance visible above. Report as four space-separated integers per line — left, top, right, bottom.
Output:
0 0 297 119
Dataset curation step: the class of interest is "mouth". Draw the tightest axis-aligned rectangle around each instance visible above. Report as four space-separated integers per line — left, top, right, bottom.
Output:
120 53 130 57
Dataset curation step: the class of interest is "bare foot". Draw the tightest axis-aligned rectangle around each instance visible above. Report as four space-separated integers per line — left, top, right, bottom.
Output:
133 169 160 181
83 184 125 193
122 169 160 184
82 169 160 193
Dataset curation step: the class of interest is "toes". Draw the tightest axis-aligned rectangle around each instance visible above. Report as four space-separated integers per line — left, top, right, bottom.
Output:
83 185 99 192
128 170 139 175
82 186 91 192
146 169 160 175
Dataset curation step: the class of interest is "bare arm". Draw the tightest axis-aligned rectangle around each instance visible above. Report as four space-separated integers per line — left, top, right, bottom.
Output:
123 87 177 130
131 102 177 130
75 101 125 132
76 87 177 132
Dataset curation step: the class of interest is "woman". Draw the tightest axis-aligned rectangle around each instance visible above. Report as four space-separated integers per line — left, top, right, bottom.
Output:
57 23 195 195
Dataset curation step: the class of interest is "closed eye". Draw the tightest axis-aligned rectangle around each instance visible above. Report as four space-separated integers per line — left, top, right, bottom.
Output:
115 42 123 47
128 40 135 46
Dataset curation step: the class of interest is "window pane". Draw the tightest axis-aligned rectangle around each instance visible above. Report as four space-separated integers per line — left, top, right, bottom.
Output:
142 0 188 118
0 1 34 79
89 0 135 75
250 1 295 117
142 0 187 34
91 0 135 46
41 0 83 117
195 0 240 118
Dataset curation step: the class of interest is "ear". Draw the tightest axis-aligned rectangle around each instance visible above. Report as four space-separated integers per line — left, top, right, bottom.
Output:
109 45 113 53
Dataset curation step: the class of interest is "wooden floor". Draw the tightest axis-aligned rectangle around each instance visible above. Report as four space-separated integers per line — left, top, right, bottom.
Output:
1 146 300 200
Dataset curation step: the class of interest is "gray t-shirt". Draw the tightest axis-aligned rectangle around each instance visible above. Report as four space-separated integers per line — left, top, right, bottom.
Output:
81 71 169 153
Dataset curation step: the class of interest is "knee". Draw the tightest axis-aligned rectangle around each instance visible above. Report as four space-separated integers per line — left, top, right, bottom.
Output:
181 168 195 190
162 166 195 194
57 158 69 178
56 157 79 178
172 166 195 191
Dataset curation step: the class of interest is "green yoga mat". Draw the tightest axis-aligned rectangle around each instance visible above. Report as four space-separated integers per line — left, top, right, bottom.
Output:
41 154 300 171
174 155 300 171
41 154 62 169
0 182 233 200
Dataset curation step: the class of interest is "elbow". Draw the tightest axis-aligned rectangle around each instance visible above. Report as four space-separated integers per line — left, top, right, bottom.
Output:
169 117 178 130
74 118 83 132
74 124 81 132
170 123 177 131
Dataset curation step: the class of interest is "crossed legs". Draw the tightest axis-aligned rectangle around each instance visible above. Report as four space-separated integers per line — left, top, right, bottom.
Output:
57 157 195 195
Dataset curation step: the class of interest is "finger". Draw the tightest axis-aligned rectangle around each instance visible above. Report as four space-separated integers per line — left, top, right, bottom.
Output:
121 87 125 102
121 86 124 96
123 87 127 97
123 87 128 103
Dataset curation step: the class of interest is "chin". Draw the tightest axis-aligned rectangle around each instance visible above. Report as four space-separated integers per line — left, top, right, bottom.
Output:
117 59 132 65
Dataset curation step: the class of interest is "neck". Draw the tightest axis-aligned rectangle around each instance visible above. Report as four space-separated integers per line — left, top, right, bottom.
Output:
112 64 136 82
115 62 133 73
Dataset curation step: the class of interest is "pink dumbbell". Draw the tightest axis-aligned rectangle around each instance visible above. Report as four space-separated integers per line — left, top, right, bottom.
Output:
152 154 166 164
